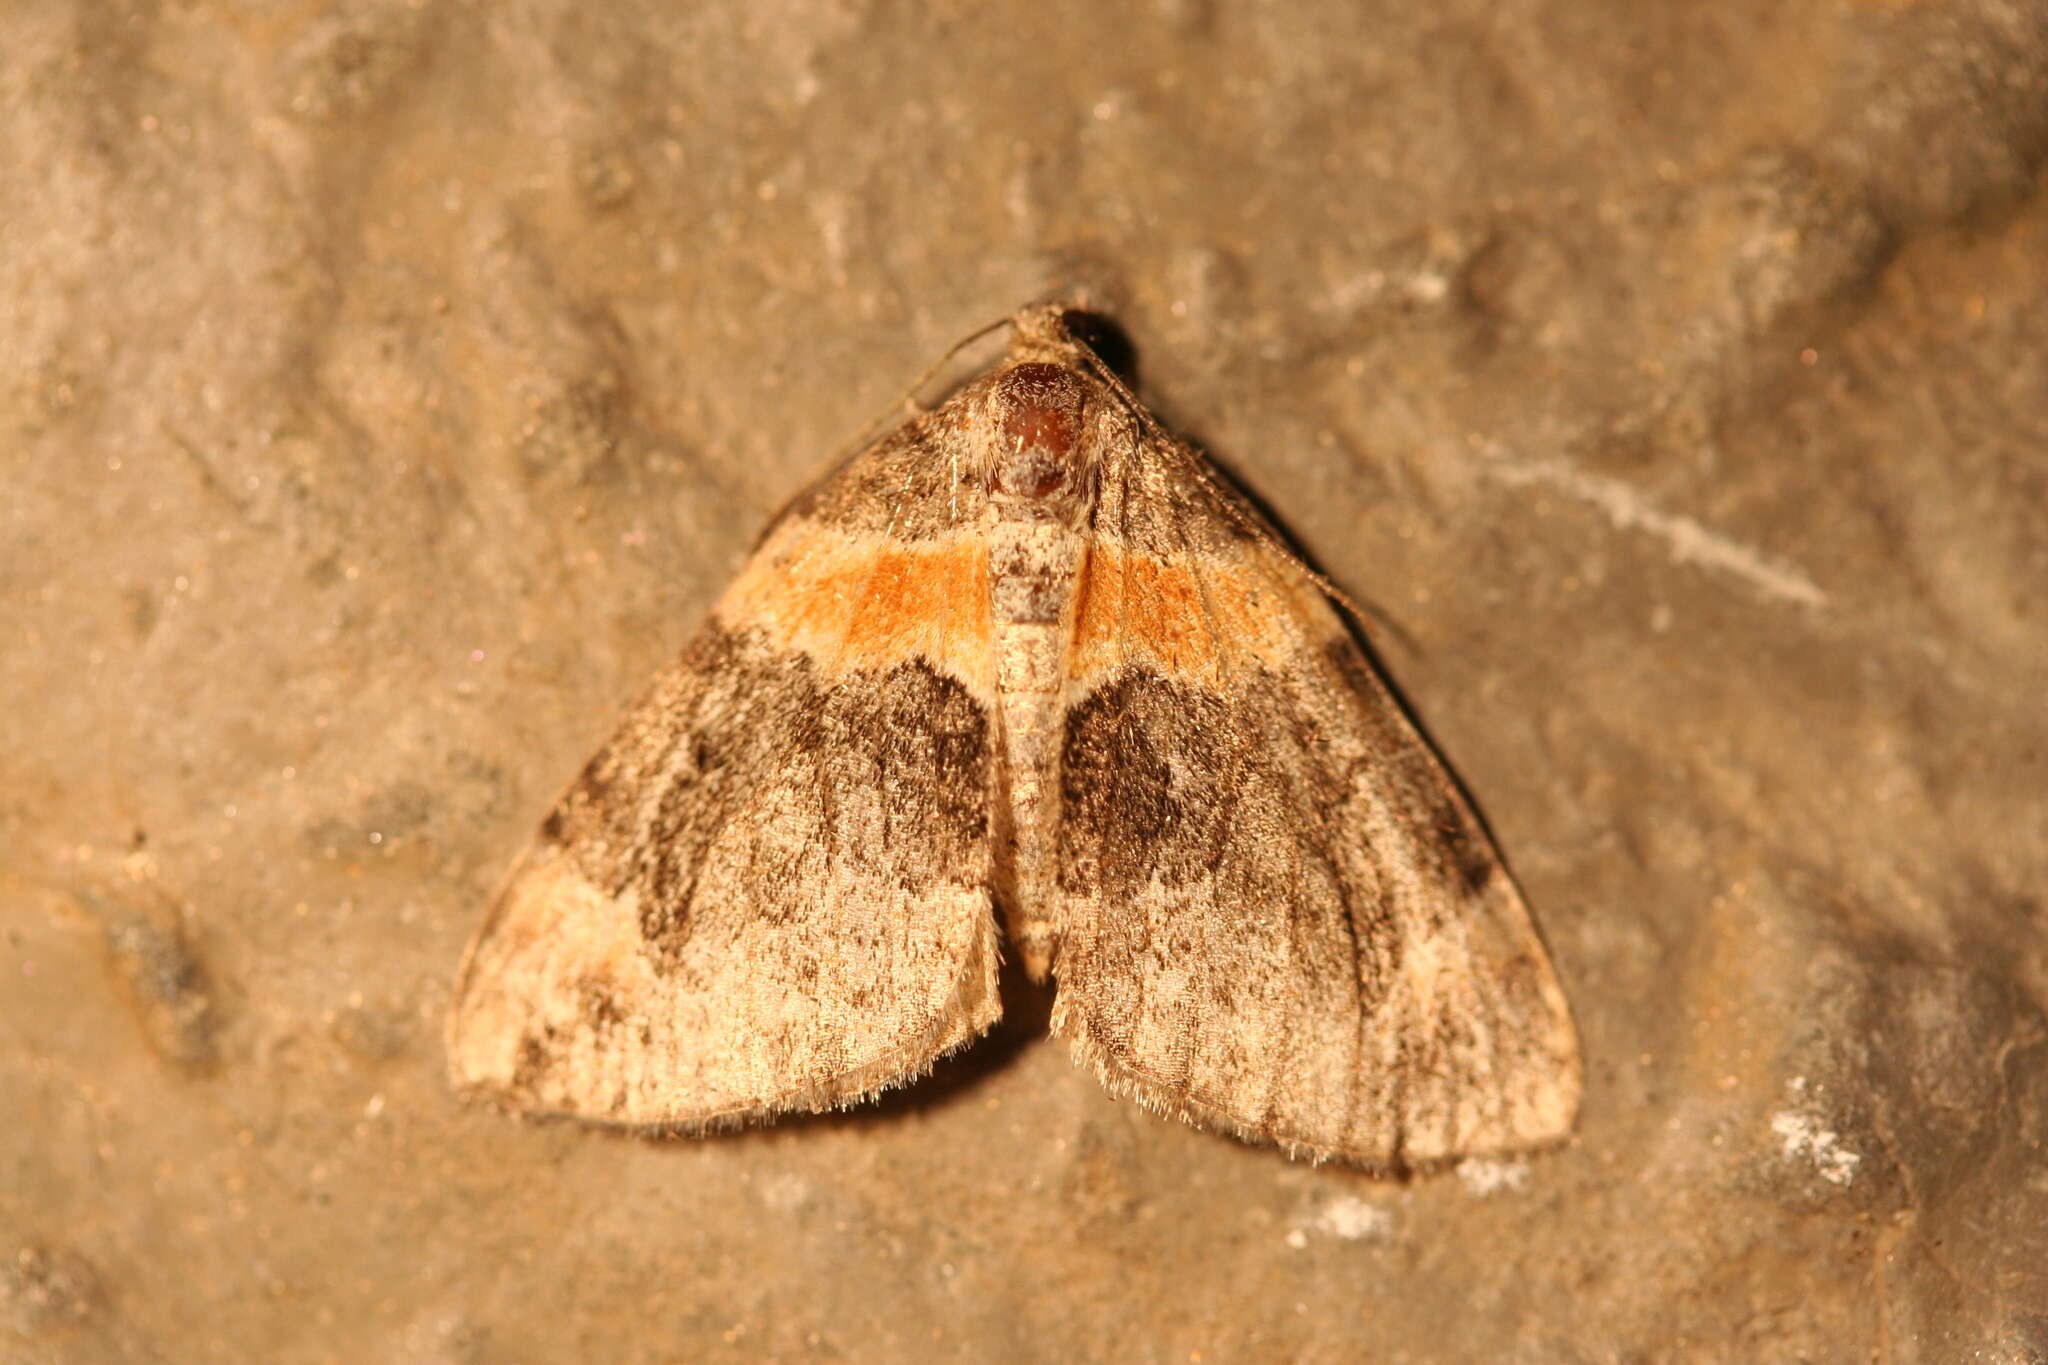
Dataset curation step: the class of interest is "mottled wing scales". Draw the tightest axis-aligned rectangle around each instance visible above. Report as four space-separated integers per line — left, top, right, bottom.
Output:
1050 456 1579 1166
447 425 1004 1127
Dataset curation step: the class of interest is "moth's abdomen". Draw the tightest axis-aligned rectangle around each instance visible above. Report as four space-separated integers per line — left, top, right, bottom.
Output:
984 361 1097 978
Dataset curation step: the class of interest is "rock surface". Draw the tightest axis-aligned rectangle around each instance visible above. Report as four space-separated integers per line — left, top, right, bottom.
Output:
4 2 2045 1362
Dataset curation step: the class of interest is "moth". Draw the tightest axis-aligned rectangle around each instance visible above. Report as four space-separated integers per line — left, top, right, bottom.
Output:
447 304 1580 1166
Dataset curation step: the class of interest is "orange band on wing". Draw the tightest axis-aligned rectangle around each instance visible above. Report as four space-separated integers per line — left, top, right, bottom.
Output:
717 527 995 677
1068 543 1328 682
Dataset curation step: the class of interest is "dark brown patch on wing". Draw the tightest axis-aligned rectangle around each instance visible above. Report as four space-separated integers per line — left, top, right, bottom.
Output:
512 1032 555 1090
1057 662 1397 990
863 659 993 850
1057 667 1229 898
536 626 991 968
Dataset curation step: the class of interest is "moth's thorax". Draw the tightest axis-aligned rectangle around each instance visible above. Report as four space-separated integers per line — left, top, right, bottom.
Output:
984 362 1097 525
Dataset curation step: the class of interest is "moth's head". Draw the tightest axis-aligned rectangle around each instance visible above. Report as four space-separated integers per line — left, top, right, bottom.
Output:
1006 305 1138 383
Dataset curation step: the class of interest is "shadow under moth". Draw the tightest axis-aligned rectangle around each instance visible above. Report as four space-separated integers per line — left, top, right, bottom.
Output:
447 304 1580 1167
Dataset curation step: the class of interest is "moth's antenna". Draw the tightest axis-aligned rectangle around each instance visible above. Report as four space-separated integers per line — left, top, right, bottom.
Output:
764 314 1017 537
848 314 1015 447
907 315 1015 405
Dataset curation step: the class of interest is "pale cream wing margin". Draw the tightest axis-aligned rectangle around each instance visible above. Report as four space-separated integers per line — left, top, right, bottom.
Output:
1048 450 1580 1167
447 426 1004 1129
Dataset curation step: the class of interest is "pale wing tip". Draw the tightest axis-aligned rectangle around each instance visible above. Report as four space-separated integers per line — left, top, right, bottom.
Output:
1049 1002 1584 1170
1401 981 1585 1164
446 1003 1003 1134
444 862 1008 1131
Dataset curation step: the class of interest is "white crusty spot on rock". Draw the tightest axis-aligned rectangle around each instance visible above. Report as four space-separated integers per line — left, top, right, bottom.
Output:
1455 1156 1531 1195
757 1172 812 1212
1312 1194 1393 1241
1769 1109 1862 1186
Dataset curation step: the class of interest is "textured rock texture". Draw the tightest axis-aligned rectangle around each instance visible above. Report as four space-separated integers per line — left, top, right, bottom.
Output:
4 2 2045 1362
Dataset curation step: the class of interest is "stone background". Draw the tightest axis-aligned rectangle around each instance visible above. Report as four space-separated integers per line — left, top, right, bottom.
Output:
5 1 2046 1361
